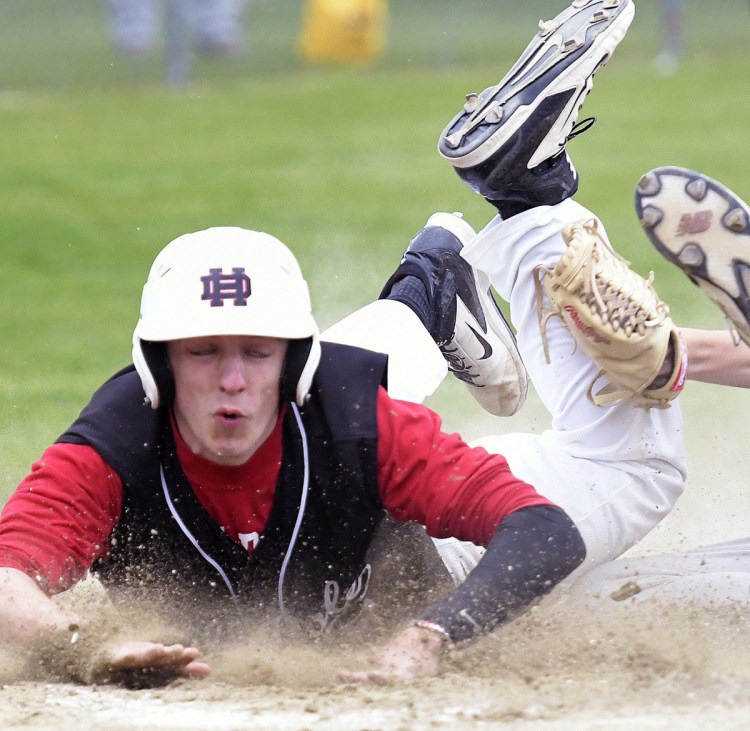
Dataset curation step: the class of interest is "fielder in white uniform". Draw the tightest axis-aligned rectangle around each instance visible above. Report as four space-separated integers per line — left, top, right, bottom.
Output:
327 0 688 584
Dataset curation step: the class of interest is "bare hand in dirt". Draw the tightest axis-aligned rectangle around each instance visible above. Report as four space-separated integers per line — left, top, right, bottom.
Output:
335 625 446 685
94 640 211 687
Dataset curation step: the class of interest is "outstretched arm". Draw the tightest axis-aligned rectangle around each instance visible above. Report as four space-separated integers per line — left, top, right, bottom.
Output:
681 328 750 388
337 505 585 684
0 443 212 685
0 567 210 684
0 567 81 641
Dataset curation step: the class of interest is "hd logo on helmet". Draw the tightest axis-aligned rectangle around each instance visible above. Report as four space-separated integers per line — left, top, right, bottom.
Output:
200 267 252 307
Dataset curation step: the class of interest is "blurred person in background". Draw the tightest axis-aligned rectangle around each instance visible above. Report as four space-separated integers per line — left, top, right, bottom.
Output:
654 0 684 75
107 0 247 85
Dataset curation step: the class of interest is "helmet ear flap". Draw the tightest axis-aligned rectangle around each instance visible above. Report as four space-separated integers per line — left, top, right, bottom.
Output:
133 339 174 409
281 329 321 406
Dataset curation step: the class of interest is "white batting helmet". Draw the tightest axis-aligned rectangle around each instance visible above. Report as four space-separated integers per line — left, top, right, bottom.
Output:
132 226 321 408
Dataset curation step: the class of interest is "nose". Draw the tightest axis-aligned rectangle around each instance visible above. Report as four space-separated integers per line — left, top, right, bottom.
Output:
219 355 247 394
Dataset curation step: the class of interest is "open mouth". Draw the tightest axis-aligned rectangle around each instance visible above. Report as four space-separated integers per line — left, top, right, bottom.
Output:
217 408 243 422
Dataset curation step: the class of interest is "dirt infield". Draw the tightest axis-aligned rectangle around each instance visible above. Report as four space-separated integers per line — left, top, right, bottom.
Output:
2 594 750 731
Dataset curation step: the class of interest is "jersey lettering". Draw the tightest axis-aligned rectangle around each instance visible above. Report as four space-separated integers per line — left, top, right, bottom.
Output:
313 564 372 632
238 531 260 552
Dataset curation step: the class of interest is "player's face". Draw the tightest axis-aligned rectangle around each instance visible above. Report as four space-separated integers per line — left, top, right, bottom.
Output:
168 334 287 466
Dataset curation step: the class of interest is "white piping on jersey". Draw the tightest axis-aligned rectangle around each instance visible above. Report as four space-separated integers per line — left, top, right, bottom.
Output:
277 401 310 615
159 463 238 600
157 402 311 613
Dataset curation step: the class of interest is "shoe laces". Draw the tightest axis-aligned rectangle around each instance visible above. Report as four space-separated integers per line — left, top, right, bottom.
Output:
542 117 594 170
566 116 596 142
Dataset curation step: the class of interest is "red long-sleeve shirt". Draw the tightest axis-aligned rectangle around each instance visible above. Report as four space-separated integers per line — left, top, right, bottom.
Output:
0 387 550 594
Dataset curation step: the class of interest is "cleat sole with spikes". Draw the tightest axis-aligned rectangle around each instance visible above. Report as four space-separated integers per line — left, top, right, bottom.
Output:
635 166 750 346
439 0 635 171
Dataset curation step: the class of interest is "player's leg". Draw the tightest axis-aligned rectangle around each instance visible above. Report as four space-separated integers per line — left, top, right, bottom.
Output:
321 296 449 406
437 0 686 569
322 212 529 417
562 536 750 609
438 0 635 219
635 166 750 347
324 0 637 417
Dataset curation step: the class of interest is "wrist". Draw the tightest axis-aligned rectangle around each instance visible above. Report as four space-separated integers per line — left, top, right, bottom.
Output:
411 619 452 648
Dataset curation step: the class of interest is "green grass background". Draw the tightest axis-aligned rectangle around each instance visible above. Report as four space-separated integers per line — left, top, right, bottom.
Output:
1 0 749 505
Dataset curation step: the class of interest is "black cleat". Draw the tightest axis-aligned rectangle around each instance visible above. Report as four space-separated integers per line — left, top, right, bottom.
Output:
382 212 528 416
439 0 634 214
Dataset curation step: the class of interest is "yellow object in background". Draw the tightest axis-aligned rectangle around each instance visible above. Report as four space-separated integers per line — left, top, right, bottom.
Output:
298 0 388 63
